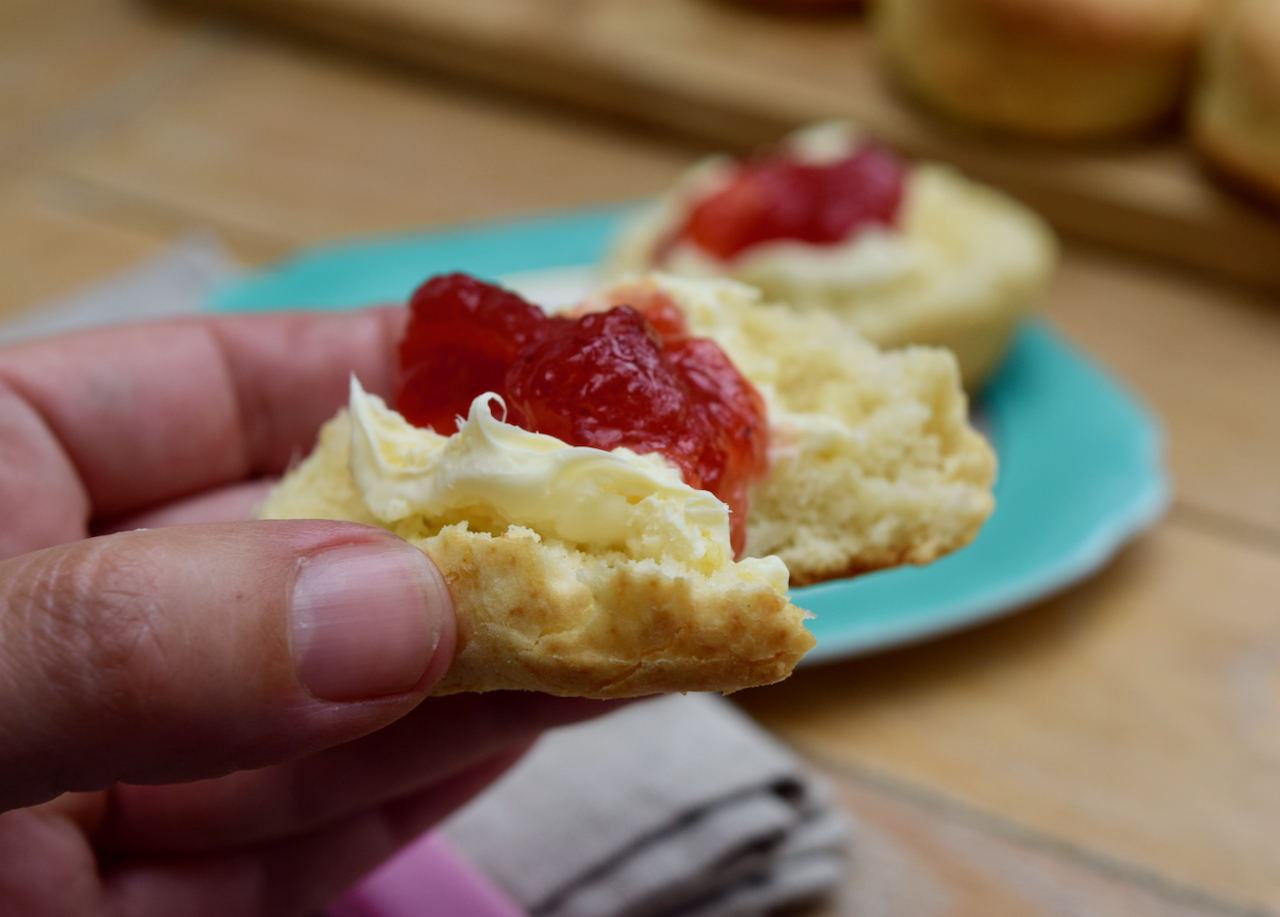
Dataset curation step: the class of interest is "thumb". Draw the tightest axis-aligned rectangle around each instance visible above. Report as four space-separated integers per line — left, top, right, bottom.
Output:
0 520 455 813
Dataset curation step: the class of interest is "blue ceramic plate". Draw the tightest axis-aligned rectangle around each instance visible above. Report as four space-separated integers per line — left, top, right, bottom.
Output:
211 206 1169 663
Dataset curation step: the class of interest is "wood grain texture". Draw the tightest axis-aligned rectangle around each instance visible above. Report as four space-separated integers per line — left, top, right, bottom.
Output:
0 0 198 171
810 772 1241 917
0 179 171 320
739 520 1280 912
153 0 1280 290
48 37 704 252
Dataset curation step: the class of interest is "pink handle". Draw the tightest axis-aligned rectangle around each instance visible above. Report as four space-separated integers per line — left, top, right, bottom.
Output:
327 831 525 917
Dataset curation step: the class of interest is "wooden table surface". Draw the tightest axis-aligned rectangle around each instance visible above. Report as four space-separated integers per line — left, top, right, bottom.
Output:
5 1 1280 914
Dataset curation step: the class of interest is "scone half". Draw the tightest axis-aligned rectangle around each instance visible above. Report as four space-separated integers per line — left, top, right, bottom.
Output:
605 122 1056 391
592 274 997 586
261 390 814 699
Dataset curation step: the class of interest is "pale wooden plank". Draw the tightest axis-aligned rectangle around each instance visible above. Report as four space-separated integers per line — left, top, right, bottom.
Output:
738 520 1280 912
157 0 1280 290
0 0 196 165
0 0 239 317
30 172 298 267
47 39 705 251
0 180 172 321
806 773 1240 917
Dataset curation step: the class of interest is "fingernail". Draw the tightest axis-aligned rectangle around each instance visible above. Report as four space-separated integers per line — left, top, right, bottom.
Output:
291 541 447 701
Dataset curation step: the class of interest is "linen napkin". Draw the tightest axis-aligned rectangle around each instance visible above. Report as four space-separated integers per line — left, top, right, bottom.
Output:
442 693 851 917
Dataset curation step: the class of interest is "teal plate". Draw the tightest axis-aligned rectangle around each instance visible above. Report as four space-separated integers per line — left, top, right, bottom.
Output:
211 206 1169 663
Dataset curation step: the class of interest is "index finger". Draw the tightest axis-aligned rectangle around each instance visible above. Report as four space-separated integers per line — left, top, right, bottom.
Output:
0 308 405 550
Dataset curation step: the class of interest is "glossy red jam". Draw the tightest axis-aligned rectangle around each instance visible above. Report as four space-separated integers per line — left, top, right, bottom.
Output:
666 143 906 262
396 273 551 434
396 274 768 556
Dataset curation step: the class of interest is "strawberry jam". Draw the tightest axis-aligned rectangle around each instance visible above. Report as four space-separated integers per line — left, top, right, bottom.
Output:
668 143 906 262
396 273 768 556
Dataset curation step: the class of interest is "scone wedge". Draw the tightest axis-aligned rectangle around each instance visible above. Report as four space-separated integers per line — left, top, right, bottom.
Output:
263 404 812 698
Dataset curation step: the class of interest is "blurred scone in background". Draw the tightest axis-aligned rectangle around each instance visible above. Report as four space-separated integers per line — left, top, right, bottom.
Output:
872 0 1220 138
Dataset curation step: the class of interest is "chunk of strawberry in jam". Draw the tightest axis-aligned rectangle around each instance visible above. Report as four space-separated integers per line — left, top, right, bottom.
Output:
397 273 560 433
673 144 906 262
506 308 689 457
603 283 689 341
395 274 768 557
665 336 768 539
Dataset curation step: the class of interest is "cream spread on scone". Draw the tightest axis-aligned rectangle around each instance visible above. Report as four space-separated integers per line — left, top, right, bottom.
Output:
348 378 787 591
659 123 921 291
665 224 918 293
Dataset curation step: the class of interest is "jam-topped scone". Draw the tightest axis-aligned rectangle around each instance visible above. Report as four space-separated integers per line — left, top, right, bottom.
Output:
606 122 1056 391
261 273 994 698
593 274 995 584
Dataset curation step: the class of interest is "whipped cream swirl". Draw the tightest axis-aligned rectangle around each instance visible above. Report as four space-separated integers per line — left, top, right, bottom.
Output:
346 378 740 562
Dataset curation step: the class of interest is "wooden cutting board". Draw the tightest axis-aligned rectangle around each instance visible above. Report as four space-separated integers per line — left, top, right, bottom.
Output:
162 0 1280 291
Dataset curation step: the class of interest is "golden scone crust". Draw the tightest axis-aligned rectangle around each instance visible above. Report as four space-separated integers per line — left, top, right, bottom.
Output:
422 526 811 698
873 0 1217 138
1191 0 1280 206
744 341 994 585
261 414 815 699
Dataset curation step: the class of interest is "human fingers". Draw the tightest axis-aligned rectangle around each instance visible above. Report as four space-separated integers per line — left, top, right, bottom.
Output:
108 750 526 917
0 520 454 814
0 308 403 557
0 802 102 917
94 479 278 534
100 693 627 853
3 749 525 917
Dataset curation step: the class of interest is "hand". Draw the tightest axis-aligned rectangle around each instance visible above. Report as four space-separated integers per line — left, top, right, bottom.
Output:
0 312 617 916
